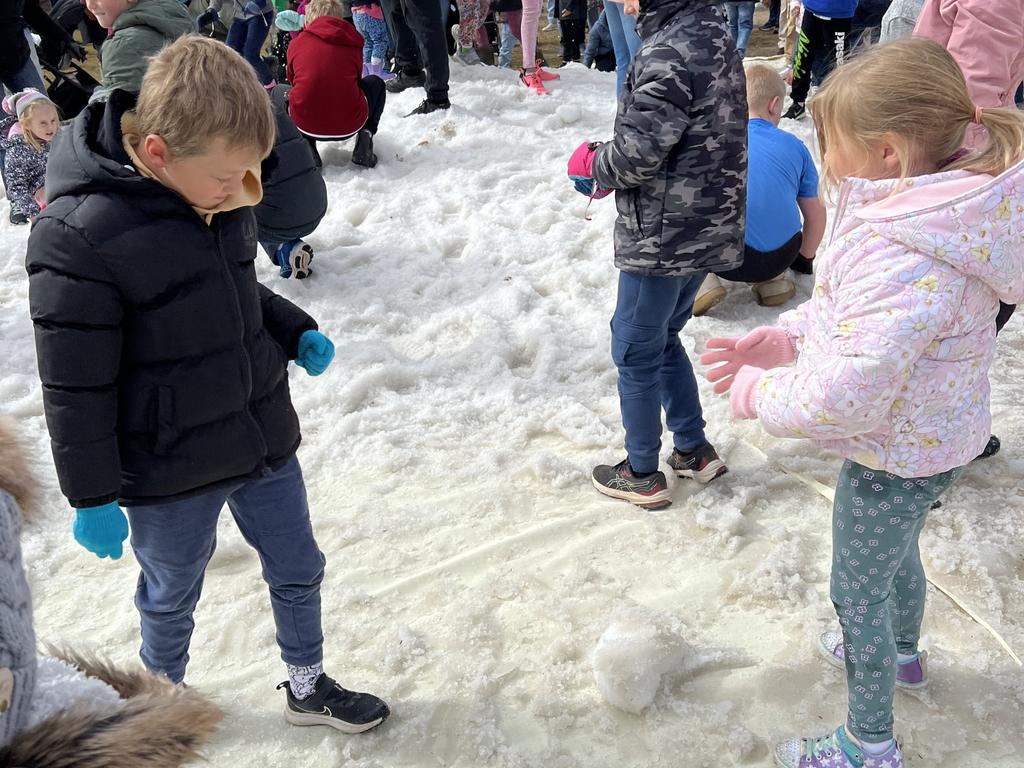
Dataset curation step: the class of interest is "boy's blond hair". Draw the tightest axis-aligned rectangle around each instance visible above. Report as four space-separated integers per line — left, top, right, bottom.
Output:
134 35 275 160
19 99 58 151
304 0 345 23
810 38 1024 190
745 64 786 115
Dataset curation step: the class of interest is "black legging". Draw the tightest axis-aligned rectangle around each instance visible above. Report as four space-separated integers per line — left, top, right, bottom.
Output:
717 232 802 283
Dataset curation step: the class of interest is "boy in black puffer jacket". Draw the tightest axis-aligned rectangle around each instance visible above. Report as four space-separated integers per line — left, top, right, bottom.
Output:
26 36 389 735
566 0 747 509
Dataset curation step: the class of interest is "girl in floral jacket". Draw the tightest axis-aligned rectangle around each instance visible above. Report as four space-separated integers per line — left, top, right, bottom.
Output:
702 39 1024 768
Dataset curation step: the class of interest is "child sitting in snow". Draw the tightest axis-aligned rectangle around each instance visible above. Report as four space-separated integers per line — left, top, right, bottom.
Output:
702 39 1024 768
0 417 222 767
565 0 746 509
694 64 827 315
26 36 389 735
1 89 58 225
287 0 386 168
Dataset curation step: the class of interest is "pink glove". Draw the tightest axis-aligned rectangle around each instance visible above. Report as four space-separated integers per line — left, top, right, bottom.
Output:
567 140 598 178
730 365 764 420
700 326 796 394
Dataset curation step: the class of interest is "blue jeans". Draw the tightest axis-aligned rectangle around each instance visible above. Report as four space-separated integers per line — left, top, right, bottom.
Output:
604 2 641 96
499 22 520 68
547 0 556 23
724 2 755 56
611 271 707 473
127 456 325 683
226 12 274 86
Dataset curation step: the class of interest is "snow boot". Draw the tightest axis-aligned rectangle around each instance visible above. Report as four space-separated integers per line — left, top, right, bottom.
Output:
667 443 727 484
592 459 671 509
351 130 378 168
278 674 389 733
817 631 928 690
775 727 903 768
752 273 796 307
9 207 29 225
273 239 314 279
692 274 727 316
520 68 549 95
386 68 426 93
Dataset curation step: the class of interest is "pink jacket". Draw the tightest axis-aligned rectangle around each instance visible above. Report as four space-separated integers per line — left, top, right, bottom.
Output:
914 0 1024 147
753 161 1024 478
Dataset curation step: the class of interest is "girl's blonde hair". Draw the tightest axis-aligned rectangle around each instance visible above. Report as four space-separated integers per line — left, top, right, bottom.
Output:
809 38 1024 190
304 0 345 24
19 99 58 151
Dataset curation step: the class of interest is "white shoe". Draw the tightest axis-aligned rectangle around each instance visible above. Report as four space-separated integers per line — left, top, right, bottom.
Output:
692 274 727 317
543 21 555 31
751 274 796 307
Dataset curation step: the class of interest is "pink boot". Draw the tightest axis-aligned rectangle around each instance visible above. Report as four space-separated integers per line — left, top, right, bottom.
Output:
535 59 560 81
520 69 548 95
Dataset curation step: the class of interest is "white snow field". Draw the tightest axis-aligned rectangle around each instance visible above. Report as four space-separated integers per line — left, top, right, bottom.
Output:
3 62 1023 767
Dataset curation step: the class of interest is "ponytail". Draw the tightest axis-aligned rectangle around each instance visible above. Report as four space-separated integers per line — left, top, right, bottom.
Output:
948 106 1024 177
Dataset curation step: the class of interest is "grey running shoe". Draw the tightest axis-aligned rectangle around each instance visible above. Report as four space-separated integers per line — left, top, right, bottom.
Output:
592 459 671 509
667 443 727 483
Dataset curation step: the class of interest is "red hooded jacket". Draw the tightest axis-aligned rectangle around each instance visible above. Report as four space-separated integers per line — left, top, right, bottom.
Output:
286 16 368 138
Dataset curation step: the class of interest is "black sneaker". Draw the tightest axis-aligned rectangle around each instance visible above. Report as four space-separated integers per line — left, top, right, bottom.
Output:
592 459 671 509
667 443 728 484
385 68 426 93
782 101 805 120
277 674 389 733
351 129 377 168
790 254 815 275
9 207 29 225
975 434 1001 460
405 98 451 117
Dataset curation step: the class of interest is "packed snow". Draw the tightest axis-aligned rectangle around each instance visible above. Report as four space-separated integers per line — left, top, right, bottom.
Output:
2 61 1023 766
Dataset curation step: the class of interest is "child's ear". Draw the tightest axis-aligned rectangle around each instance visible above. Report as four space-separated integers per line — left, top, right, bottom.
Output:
879 136 905 176
142 134 172 169
769 95 781 117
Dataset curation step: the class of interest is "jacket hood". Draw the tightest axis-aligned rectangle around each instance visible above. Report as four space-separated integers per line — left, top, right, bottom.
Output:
842 160 1024 305
638 0 719 31
44 90 180 203
113 0 194 39
304 16 363 47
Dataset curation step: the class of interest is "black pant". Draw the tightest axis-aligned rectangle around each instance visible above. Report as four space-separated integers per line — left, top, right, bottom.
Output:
790 11 851 105
717 232 802 283
592 51 616 72
559 19 584 61
996 302 1016 333
766 0 780 26
379 0 450 102
301 76 387 164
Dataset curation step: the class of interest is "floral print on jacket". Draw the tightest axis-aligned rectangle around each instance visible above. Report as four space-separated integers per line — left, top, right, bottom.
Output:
754 161 1024 477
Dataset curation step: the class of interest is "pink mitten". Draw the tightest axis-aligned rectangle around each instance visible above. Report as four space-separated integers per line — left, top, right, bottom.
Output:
700 326 796 394
729 365 764 420
567 140 598 178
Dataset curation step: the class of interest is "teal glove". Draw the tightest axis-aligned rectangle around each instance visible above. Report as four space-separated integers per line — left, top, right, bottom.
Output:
296 330 335 376
73 502 129 560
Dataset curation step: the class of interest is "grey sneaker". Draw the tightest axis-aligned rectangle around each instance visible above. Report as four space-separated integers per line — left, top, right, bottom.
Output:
817 631 928 690
666 443 727 483
278 674 390 733
592 459 671 509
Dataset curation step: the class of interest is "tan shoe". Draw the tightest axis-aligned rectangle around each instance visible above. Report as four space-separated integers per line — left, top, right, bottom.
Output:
751 274 796 307
692 274 727 317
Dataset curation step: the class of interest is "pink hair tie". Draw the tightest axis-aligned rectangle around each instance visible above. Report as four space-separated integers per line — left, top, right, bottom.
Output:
974 105 984 124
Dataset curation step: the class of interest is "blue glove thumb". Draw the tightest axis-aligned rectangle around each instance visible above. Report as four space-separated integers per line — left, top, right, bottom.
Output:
73 502 129 560
296 330 335 376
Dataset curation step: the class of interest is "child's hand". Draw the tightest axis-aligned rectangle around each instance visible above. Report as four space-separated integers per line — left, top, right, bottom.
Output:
296 330 335 376
72 502 129 560
730 366 764 420
567 140 612 200
700 326 796 394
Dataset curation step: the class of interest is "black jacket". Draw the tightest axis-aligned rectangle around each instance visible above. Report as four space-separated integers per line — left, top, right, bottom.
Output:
591 0 747 277
257 86 327 244
0 1 31 79
27 92 317 508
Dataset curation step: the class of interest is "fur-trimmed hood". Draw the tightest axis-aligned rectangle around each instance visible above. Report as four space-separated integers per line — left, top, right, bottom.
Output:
0 418 37 523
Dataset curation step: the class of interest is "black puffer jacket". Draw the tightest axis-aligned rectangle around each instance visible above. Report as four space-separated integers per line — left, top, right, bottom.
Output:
591 0 747 277
257 86 327 244
26 92 317 508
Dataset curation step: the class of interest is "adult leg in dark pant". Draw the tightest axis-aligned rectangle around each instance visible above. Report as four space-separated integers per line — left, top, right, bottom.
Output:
787 12 851 114
380 0 450 109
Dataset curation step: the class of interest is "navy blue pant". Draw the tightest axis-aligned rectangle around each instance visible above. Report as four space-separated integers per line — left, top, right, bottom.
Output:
226 12 274 86
611 271 707 474
127 456 325 683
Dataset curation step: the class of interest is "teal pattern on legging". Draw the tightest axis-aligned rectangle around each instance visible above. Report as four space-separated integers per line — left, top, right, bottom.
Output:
830 460 961 743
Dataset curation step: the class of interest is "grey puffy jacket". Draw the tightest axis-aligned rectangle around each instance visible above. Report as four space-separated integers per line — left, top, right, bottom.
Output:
591 0 748 277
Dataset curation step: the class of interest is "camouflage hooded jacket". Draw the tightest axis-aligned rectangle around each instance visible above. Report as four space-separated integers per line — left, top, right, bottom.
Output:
591 0 748 277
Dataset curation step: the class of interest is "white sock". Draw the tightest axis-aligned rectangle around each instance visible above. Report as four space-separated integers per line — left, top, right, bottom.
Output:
287 662 323 700
860 738 895 756
897 651 918 664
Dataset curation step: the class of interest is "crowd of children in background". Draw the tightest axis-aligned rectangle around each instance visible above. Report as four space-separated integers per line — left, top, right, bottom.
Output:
2 0 1024 766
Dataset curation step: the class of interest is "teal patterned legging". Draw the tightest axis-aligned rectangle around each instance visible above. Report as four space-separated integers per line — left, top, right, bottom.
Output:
830 461 961 743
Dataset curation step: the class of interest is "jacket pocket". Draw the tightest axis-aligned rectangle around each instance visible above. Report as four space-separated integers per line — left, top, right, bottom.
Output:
632 189 646 238
154 386 176 456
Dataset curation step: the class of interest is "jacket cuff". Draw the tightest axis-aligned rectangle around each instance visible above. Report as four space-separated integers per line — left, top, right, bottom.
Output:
730 365 764 420
69 492 119 509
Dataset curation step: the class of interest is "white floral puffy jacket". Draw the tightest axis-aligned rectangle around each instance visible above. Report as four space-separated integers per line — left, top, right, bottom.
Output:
755 161 1024 477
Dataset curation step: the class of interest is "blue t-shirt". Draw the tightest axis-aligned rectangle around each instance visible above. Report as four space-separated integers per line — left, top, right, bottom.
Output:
745 118 819 252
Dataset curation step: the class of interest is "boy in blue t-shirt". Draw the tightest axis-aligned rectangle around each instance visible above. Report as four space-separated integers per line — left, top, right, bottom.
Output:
694 63 826 315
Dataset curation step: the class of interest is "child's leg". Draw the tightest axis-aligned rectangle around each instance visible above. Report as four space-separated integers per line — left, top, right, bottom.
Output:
243 13 274 85
359 75 388 134
370 16 393 63
660 272 709 452
128 492 229 683
789 10 823 105
226 456 326 675
455 0 487 47
603 1 629 94
520 0 541 67
353 15 373 63
831 461 960 745
611 271 704 473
